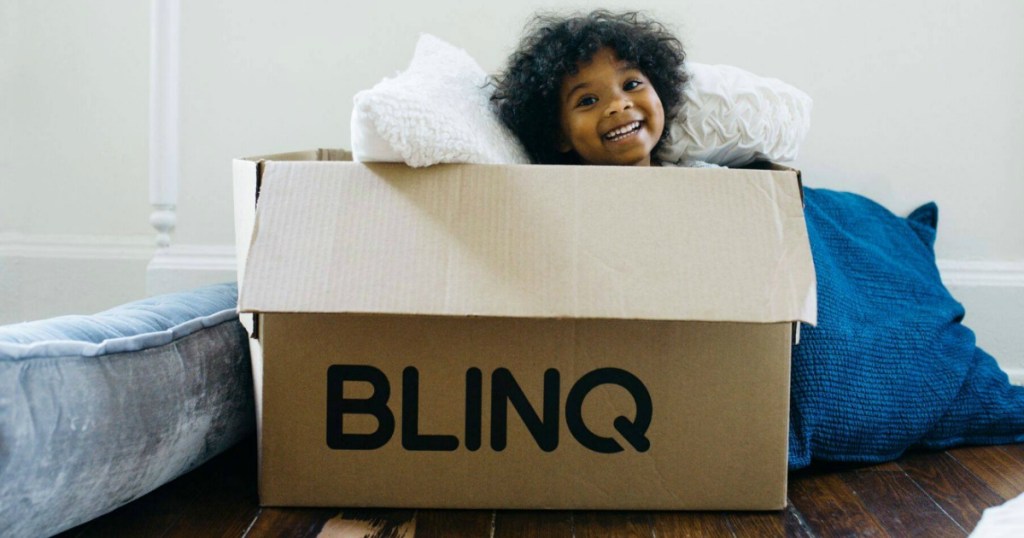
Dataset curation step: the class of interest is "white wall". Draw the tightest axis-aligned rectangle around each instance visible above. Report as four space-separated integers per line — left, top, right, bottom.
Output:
2 0 1023 375
1 1 153 321
167 0 1024 260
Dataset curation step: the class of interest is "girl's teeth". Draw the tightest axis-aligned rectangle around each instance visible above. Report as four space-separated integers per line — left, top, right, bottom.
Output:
606 122 640 140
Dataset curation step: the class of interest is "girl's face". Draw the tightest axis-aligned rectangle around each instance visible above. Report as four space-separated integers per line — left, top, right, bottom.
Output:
557 47 665 166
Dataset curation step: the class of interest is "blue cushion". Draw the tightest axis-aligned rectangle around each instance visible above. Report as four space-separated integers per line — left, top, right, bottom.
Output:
0 283 254 538
0 283 240 356
790 189 1024 468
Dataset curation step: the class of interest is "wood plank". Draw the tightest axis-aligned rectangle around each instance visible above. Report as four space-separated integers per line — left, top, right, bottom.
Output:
841 470 965 537
861 462 903 472
649 511 734 537
995 443 1024 465
949 445 1024 500
726 508 813 537
788 471 888 537
493 510 573 538
899 450 1004 531
414 510 492 538
317 509 415 538
574 511 652 538
243 507 342 537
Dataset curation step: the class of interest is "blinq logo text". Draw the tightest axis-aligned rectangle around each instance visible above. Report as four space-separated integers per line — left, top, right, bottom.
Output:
326 365 652 453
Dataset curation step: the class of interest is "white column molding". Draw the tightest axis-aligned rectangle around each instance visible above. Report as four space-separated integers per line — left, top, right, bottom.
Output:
149 0 180 248
149 204 177 248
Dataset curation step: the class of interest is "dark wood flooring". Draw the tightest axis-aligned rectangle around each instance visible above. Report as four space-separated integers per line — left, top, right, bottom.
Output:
58 437 1024 537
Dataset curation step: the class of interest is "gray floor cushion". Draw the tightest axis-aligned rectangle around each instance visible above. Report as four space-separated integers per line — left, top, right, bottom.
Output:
0 283 254 538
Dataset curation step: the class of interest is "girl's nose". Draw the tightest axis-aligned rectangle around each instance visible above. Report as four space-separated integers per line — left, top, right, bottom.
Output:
604 96 633 117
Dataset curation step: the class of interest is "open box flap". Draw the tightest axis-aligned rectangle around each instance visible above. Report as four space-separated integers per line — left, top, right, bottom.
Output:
237 161 816 324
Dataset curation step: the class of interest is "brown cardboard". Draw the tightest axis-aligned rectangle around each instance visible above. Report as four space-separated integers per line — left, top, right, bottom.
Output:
233 150 816 510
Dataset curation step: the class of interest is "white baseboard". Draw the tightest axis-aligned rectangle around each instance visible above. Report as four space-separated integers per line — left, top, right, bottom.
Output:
938 260 1024 288
0 232 154 260
1005 369 1024 387
145 243 237 296
938 260 1024 385
0 233 154 324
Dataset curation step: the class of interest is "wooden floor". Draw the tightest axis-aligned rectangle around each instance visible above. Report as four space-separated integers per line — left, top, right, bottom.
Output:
58 436 1024 537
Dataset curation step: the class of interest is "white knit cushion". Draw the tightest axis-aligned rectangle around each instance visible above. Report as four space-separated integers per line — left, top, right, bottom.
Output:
658 63 813 167
351 34 529 167
351 35 812 168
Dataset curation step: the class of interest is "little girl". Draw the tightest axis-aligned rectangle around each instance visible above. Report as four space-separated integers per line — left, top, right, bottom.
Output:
491 11 687 166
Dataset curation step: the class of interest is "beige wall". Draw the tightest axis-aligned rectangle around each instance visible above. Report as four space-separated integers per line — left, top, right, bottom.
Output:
2 1 1023 372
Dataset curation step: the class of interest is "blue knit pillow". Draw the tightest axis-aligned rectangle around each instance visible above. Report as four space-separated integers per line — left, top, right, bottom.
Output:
0 283 254 537
789 189 1024 468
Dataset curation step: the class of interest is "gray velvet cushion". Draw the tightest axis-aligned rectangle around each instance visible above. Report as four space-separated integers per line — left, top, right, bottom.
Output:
0 283 254 538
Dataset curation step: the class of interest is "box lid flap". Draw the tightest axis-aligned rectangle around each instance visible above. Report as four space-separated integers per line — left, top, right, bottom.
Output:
238 162 816 324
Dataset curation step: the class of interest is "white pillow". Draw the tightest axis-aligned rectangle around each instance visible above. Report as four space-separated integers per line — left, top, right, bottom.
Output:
657 62 813 167
351 34 529 167
351 34 812 168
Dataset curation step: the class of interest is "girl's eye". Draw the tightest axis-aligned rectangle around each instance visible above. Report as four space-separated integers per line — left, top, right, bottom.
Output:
624 79 642 91
576 96 597 107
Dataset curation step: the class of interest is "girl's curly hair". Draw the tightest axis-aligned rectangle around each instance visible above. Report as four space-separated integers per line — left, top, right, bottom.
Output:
491 10 687 165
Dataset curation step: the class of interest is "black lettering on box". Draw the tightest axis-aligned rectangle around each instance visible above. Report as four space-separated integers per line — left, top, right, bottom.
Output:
490 368 560 452
326 365 395 450
465 367 482 451
401 367 459 451
565 367 652 453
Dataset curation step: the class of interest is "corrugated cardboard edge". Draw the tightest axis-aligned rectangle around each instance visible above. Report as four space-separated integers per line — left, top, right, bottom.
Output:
745 160 805 206
232 150 355 333
233 150 355 497
746 161 815 328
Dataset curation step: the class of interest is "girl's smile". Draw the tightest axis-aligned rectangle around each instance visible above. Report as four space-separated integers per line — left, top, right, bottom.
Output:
557 48 665 166
604 120 643 141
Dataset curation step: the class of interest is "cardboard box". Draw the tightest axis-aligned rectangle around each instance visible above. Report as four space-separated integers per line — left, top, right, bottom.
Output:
232 149 816 510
